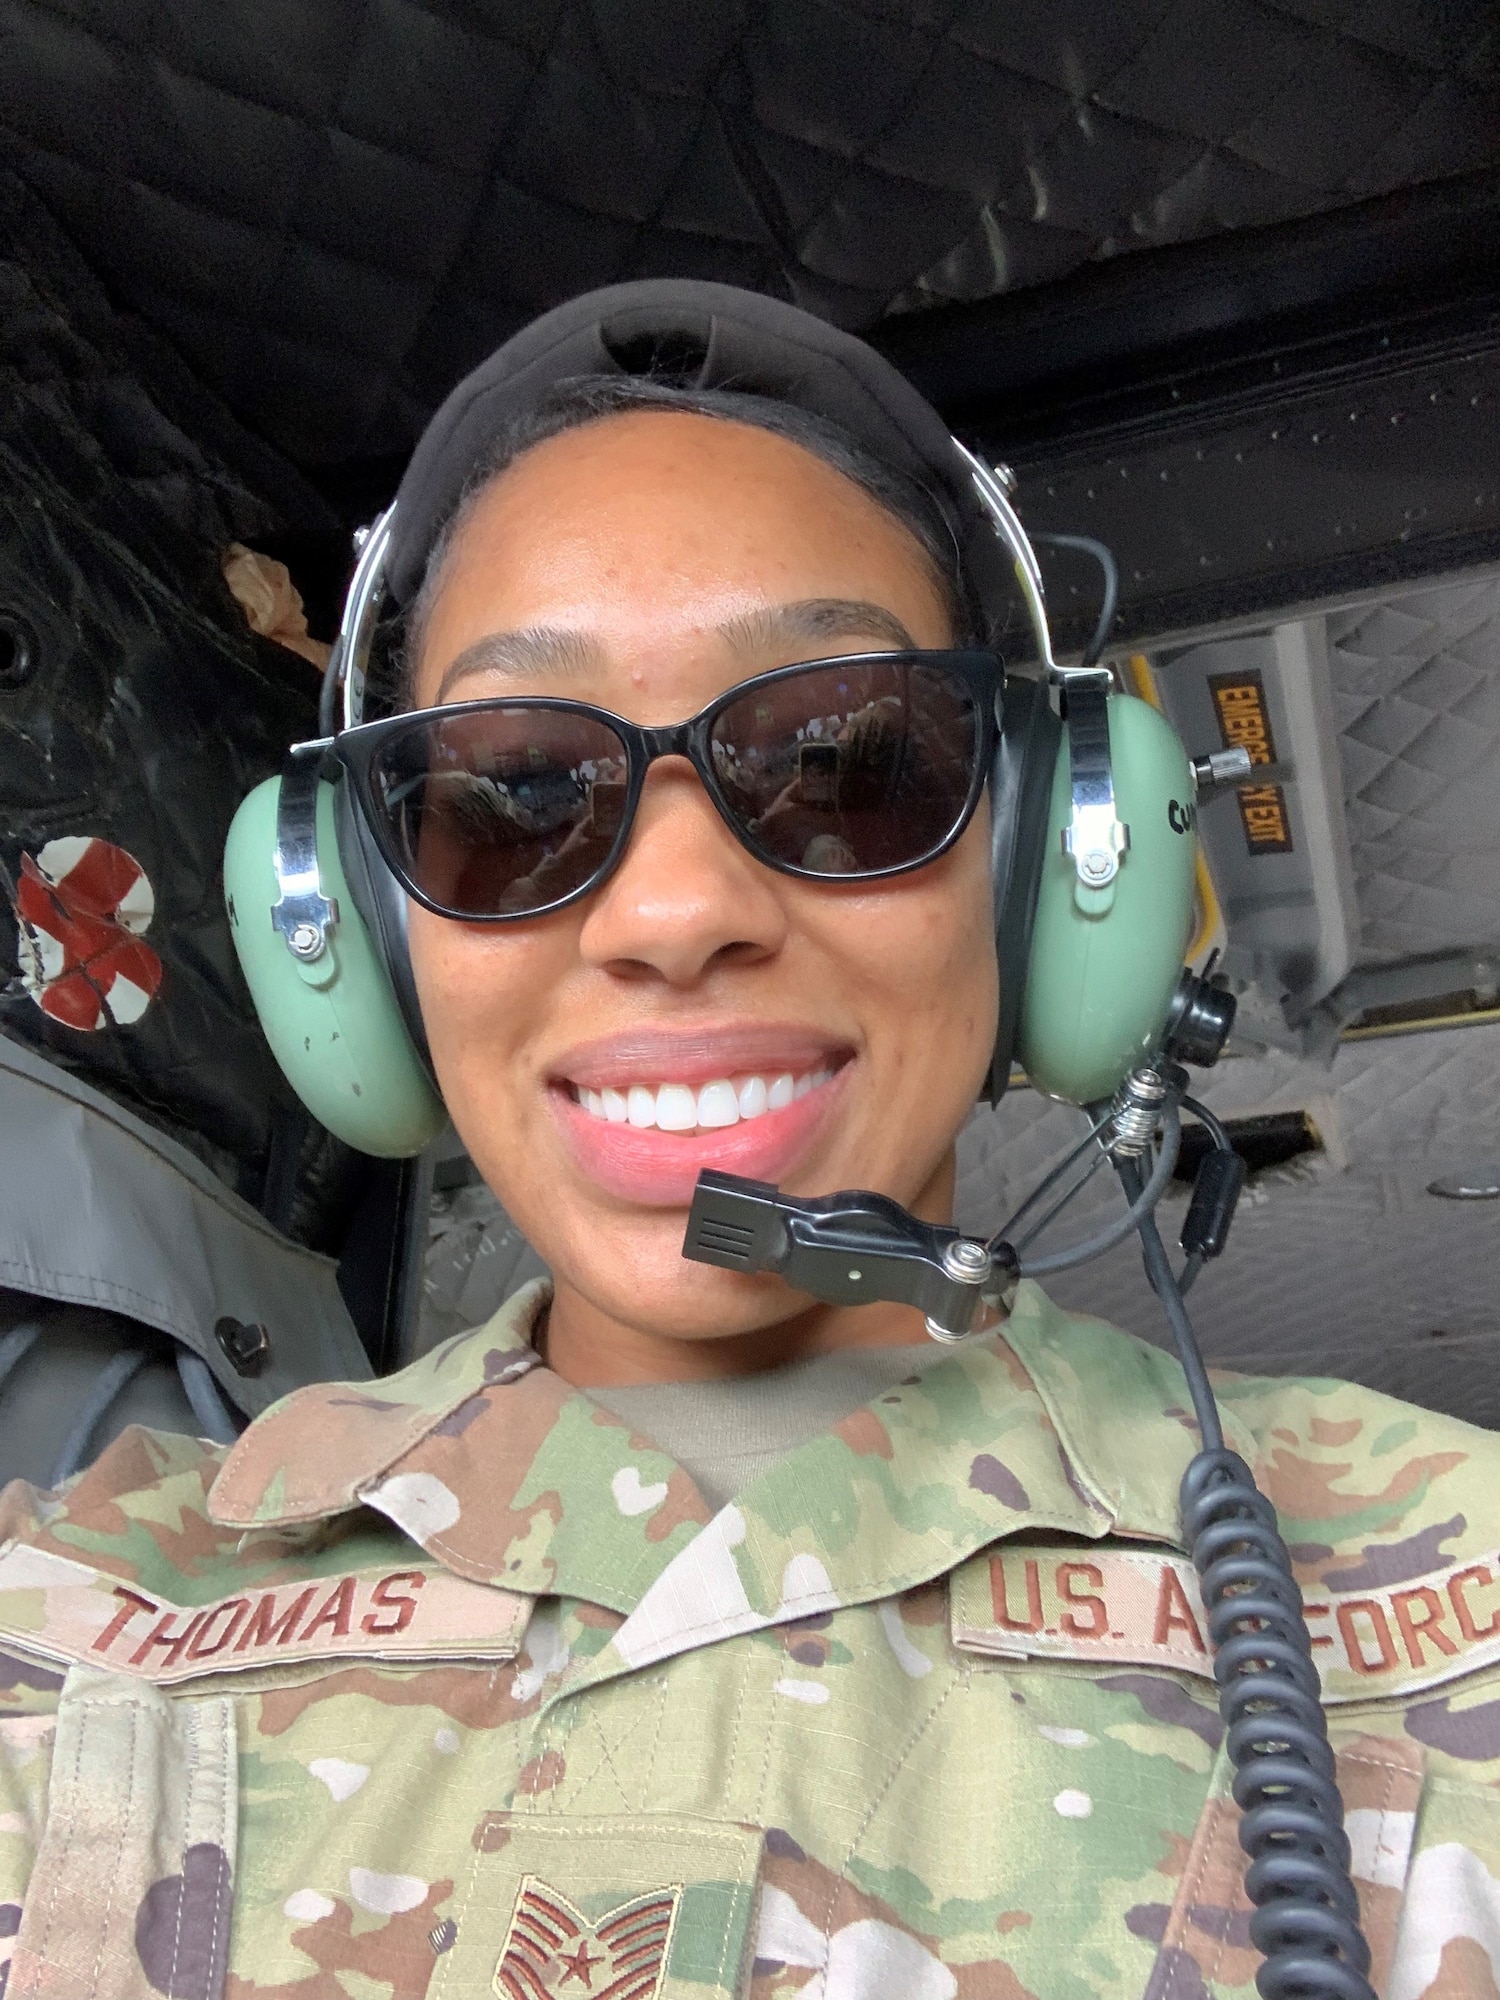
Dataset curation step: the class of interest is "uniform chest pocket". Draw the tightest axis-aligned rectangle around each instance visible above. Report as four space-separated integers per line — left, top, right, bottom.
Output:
435 1813 764 2000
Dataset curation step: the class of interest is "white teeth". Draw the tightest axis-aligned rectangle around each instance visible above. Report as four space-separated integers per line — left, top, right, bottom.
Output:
576 1066 835 1130
655 1084 698 1132
737 1074 769 1119
696 1079 740 1129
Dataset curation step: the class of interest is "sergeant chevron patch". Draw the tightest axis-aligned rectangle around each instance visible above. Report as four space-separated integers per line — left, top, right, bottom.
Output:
493 1877 680 2000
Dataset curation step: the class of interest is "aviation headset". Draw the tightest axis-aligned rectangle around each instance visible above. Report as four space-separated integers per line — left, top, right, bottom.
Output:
224 280 1230 1157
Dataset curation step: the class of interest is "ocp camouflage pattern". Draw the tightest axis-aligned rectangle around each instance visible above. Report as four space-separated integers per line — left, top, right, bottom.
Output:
1 1277 1497 1999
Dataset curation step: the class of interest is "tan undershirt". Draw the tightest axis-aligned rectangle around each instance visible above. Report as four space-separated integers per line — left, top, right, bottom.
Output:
586 1341 956 1512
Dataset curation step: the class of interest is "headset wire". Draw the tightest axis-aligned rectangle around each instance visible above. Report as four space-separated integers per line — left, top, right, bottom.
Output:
1117 1150 1377 2000
1033 533 1120 670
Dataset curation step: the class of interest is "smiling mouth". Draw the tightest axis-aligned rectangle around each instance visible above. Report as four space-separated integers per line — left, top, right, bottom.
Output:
568 1064 838 1136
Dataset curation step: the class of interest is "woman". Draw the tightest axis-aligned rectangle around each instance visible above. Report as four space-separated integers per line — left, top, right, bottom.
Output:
1 284 1496 2000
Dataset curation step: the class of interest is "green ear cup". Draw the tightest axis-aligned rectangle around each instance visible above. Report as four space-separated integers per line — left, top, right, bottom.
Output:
224 776 446 1158
1016 693 1198 1104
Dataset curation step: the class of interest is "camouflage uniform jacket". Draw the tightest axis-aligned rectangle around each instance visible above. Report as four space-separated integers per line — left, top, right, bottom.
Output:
2 1277 1499 2000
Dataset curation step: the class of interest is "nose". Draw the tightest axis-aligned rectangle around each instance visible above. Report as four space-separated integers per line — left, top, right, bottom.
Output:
576 759 788 986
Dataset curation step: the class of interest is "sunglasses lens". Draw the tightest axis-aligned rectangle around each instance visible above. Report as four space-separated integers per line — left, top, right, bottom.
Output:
710 657 984 876
371 708 631 915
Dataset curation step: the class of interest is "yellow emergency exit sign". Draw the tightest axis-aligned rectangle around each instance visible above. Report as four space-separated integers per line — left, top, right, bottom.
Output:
1207 670 1294 854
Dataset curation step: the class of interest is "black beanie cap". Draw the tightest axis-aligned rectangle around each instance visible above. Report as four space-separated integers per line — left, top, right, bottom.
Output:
386 279 1008 620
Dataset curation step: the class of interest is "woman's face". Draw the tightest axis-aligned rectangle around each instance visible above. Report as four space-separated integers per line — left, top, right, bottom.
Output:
407 410 999 1378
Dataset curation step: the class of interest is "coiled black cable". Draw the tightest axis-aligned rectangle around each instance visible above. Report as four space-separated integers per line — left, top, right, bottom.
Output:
1118 1153 1376 2000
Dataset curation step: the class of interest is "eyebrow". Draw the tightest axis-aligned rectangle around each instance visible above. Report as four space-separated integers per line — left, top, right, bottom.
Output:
431 627 605 704
719 598 918 655
429 597 919 705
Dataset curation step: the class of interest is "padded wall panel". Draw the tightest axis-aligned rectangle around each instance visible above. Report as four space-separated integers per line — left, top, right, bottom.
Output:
1328 574 1500 965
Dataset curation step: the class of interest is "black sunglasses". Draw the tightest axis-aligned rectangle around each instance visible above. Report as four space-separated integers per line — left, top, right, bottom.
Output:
331 650 1002 922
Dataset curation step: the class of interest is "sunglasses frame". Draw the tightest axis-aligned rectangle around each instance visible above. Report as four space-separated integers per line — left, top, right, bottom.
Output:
328 648 1003 922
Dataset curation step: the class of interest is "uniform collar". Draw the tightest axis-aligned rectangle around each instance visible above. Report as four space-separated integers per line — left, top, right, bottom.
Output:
208 1280 715 1608
209 1280 1250 1617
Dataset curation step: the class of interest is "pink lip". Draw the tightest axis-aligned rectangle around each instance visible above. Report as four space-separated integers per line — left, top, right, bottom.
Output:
550 1065 851 1207
551 1021 849 1093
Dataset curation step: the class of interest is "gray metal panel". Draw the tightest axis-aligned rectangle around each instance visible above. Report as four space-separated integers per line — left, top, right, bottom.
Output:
1153 622 1358 1013
984 301 1500 655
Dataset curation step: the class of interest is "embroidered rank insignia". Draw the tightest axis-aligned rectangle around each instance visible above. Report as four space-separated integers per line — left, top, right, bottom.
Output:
493 1876 680 1999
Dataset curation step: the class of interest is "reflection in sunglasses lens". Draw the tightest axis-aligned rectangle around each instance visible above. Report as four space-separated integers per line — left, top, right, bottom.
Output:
372 709 630 915
711 659 981 875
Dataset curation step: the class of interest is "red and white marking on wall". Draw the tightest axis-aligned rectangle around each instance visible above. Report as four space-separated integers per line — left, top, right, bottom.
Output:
15 837 163 1030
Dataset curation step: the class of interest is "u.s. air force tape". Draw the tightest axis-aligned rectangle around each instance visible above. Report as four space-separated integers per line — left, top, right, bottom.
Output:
0 1543 531 1684
952 1542 1500 1704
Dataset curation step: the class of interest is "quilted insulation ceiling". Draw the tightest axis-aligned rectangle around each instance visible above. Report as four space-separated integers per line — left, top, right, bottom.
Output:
3 0 1498 473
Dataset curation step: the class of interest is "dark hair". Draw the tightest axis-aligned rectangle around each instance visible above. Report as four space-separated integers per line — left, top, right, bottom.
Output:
402 375 973 696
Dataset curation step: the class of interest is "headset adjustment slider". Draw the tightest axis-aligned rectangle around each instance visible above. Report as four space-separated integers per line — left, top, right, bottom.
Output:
1059 675 1130 891
271 744 339 962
